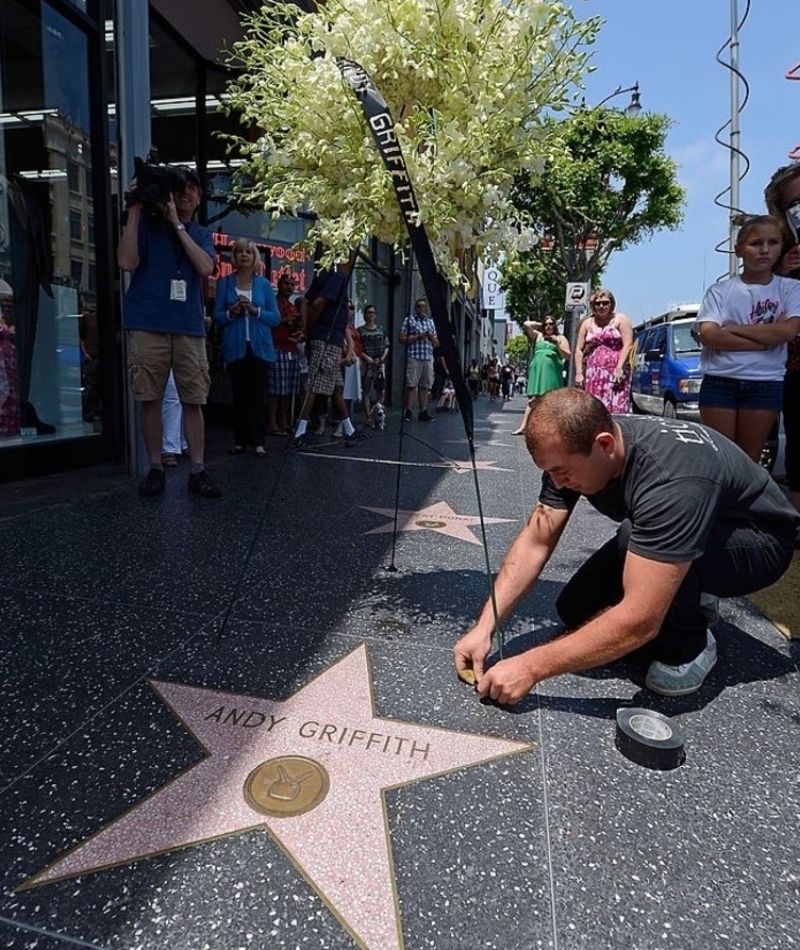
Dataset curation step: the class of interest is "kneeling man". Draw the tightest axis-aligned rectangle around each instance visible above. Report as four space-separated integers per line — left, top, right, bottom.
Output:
454 388 798 702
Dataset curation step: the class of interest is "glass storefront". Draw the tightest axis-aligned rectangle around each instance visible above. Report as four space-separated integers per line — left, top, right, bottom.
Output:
0 0 418 483
0 0 104 450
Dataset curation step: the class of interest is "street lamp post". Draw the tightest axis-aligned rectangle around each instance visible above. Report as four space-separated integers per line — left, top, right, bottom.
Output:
727 0 741 278
590 82 642 116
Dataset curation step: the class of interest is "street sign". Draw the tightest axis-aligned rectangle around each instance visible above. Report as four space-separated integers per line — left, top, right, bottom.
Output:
484 265 505 311
565 282 590 310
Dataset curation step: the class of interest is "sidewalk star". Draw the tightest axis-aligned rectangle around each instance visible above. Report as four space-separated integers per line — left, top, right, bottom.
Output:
21 646 532 950
362 500 514 545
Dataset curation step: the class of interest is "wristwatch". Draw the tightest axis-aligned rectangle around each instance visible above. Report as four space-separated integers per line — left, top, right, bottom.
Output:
175 224 186 232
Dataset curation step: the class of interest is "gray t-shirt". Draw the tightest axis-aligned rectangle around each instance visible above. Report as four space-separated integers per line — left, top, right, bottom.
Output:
538 415 799 563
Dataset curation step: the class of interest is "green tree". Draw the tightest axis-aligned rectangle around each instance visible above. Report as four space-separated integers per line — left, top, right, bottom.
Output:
502 251 565 323
504 332 531 368
220 0 600 285
503 107 685 324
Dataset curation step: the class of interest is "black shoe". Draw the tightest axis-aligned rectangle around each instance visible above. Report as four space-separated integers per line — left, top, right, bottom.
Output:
289 434 313 451
418 410 435 422
403 409 413 422
20 401 56 435
345 428 369 447
188 469 222 498
138 468 166 497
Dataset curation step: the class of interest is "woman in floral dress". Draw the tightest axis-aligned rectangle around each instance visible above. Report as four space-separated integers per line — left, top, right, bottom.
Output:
574 288 633 413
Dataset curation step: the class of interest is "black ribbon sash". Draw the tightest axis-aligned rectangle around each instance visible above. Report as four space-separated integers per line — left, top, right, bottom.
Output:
338 58 475 441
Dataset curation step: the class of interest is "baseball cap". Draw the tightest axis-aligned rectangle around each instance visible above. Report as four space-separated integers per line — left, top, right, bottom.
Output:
173 165 201 188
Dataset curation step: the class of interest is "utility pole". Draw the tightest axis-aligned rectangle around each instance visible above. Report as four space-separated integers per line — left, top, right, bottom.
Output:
728 0 740 278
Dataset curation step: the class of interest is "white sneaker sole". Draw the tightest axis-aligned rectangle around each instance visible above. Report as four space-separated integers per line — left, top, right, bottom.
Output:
645 633 717 696
645 654 717 696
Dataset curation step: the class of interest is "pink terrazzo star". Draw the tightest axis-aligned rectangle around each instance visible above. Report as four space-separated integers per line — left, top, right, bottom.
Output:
361 500 514 545
22 646 532 950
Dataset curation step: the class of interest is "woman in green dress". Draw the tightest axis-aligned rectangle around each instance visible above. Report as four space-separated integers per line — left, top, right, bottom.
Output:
513 316 571 434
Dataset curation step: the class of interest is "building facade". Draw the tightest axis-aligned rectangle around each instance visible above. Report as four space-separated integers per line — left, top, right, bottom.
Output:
0 0 480 484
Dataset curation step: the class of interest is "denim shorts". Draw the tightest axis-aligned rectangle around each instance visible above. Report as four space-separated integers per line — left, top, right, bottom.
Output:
699 374 784 413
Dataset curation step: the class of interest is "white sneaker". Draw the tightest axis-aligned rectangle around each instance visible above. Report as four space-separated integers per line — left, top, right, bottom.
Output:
645 630 717 697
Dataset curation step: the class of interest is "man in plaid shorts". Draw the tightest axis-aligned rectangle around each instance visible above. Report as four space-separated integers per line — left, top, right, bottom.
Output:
400 297 439 422
290 253 364 449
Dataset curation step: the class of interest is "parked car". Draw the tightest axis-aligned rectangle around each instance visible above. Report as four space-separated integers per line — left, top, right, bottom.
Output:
630 305 702 419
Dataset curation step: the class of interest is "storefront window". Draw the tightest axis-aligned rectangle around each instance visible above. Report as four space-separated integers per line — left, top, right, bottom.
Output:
0 0 101 446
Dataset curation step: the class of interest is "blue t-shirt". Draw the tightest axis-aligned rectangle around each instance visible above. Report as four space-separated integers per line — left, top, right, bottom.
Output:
305 270 349 348
122 217 216 336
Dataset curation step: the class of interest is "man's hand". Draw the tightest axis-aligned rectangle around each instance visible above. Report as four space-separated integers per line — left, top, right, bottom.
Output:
780 245 800 275
453 625 494 685
162 194 180 229
475 655 537 706
123 177 141 207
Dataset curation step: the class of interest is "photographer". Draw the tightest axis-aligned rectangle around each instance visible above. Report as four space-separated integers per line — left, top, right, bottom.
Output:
118 162 221 498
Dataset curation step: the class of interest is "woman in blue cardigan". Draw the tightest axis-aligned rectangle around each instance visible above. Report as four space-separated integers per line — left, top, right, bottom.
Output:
213 238 280 456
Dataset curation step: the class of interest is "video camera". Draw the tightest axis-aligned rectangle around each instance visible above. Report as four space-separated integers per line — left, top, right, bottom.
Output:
125 150 197 213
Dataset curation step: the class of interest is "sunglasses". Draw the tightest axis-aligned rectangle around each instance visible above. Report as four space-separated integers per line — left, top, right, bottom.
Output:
594 300 611 307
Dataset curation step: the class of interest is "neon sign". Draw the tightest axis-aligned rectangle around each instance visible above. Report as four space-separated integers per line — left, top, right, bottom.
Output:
212 231 311 292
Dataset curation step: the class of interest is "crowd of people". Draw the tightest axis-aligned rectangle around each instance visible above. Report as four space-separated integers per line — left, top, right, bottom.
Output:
117 165 393 492
115 152 800 702
118 153 800 523
117 160 428 485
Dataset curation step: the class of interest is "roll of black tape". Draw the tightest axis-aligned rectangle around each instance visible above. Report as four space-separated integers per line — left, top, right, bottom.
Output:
615 708 686 770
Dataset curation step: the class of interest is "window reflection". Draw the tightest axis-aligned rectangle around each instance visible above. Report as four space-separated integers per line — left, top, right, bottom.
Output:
0 0 100 445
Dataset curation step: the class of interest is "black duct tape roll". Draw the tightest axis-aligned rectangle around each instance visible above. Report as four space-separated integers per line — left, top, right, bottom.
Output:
615 708 686 770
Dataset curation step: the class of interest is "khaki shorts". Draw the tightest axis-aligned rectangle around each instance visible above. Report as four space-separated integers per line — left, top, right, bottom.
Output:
405 357 433 389
127 330 210 404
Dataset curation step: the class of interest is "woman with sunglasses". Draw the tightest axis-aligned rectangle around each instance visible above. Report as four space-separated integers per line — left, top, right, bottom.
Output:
513 315 570 434
574 289 634 413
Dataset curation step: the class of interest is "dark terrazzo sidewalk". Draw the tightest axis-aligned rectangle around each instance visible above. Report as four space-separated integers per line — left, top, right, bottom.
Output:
0 397 798 950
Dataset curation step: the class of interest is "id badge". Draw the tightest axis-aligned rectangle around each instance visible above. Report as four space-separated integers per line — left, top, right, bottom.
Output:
170 279 187 302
